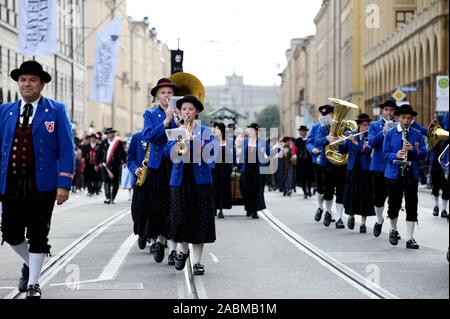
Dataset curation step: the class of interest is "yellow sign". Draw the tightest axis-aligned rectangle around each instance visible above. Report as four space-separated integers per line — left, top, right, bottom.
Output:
392 88 406 102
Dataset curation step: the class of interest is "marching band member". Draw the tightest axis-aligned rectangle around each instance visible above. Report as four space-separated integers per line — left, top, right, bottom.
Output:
164 96 216 275
240 123 271 219
430 138 449 218
368 100 397 237
97 128 126 205
212 122 233 219
127 131 151 250
142 78 179 265
340 113 375 233
295 126 314 199
315 105 348 229
0 61 75 299
81 134 101 197
307 105 330 221
383 104 426 249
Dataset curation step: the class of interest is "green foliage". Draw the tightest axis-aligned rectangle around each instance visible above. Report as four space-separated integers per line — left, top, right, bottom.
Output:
256 105 280 129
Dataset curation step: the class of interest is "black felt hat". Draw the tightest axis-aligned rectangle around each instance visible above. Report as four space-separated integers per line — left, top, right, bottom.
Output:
11 61 52 83
176 95 204 112
379 99 398 109
319 105 332 116
298 125 309 131
150 78 178 97
356 113 372 123
394 104 417 117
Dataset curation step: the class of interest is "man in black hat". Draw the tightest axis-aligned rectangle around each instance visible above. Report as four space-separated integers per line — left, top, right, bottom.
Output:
383 104 426 249
0 61 75 299
368 99 398 237
82 134 101 196
295 125 313 199
97 128 126 204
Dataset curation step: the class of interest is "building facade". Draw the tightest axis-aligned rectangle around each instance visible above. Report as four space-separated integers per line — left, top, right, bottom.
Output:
0 0 87 135
205 73 280 125
364 0 449 125
84 1 170 137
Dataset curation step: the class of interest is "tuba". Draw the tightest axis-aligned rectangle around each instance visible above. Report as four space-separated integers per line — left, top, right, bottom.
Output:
169 72 205 103
325 98 359 166
168 72 205 154
427 119 449 149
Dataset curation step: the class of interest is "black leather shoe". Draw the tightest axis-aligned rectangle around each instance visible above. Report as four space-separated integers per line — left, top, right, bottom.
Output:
373 221 383 237
441 210 448 218
246 211 251 217
251 212 259 219
168 250 177 266
104 200 110 204
335 219 345 229
26 284 41 299
218 211 224 219
175 250 190 271
406 239 419 249
314 208 323 222
19 264 29 293
389 230 399 246
193 263 205 276
433 206 439 216
153 242 165 263
138 236 146 250
323 212 332 227
347 216 355 230
360 224 367 233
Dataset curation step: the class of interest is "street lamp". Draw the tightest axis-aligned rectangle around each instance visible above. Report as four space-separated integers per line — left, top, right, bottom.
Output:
372 98 380 119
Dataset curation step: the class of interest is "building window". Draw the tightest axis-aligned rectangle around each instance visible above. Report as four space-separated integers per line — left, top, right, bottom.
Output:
396 10 414 28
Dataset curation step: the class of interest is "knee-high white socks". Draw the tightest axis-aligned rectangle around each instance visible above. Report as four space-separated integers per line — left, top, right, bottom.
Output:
317 193 324 210
442 200 448 212
390 218 398 231
336 203 344 221
325 200 333 214
375 206 384 225
168 240 176 254
361 216 367 225
177 242 189 254
434 196 440 207
192 244 204 265
10 241 29 266
157 235 165 244
406 221 416 240
28 253 45 286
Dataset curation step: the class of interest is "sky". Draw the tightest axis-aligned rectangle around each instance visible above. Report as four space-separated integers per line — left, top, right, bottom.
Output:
127 0 322 86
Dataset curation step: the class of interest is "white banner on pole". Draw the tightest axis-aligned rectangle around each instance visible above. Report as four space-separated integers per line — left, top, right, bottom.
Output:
18 0 58 56
436 76 449 112
90 16 122 105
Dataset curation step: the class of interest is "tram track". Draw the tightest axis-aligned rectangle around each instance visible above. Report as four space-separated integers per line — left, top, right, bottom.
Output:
260 209 399 299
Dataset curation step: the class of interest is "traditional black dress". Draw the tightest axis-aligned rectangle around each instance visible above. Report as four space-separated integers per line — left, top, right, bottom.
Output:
146 156 172 239
170 143 216 244
344 138 375 217
212 145 232 210
241 145 266 213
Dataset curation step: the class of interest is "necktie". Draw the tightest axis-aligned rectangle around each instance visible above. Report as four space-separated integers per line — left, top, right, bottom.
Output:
21 104 33 130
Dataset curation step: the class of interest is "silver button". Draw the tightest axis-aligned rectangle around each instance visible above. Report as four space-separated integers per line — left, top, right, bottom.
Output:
13 147 17 151
12 155 16 159
12 163 16 167
22 163 26 167
13 171 17 175
14 139 18 143
22 156 26 159
22 147 26 151
24 139 27 143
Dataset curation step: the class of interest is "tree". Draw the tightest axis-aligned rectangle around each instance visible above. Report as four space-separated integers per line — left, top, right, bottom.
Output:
256 105 280 130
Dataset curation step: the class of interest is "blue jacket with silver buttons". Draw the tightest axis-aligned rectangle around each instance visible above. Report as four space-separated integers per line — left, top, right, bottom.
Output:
306 123 322 165
164 125 217 187
0 98 75 195
142 106 176 169
127 131 147 187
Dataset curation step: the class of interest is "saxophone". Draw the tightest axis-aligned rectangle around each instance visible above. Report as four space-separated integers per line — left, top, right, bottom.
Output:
136 143 151 187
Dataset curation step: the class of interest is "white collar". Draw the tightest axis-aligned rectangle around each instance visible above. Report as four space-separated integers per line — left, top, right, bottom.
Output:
397 124 410 133
20 97 41 109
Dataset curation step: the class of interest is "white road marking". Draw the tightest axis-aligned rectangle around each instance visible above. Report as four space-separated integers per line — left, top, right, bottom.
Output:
209 253 219 264
98 233 136 281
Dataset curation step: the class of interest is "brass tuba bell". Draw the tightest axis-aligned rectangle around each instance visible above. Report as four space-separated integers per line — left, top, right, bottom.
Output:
169 72 205 103
428 119 449 149
325 98 359 166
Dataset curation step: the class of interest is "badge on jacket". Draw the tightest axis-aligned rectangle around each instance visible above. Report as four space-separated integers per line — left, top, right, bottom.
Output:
45 121 55 133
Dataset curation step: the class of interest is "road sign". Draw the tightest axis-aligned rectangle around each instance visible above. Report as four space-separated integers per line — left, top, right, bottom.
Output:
392 88 406 102
400 86 417 93
436 76 449 112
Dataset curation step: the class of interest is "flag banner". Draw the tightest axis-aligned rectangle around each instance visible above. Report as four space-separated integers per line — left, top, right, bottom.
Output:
18 0 58 55
90 16 121 104
171 50 184 74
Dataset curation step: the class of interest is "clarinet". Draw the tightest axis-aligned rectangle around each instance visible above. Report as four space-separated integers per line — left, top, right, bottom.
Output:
400 127 410 177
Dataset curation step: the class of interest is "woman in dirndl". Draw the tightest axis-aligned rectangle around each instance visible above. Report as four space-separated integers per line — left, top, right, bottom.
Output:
142 78 179 265
212 122 233 219
341 113 375 233
164 95 216 276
